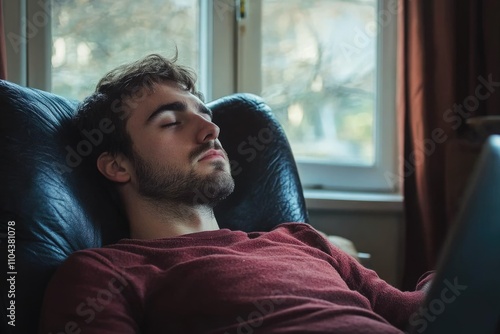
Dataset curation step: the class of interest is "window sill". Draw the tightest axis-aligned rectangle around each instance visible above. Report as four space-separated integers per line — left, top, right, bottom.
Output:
304 189 403 212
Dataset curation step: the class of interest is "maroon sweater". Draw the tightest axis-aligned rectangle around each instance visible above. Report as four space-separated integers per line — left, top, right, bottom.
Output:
39 223 431 334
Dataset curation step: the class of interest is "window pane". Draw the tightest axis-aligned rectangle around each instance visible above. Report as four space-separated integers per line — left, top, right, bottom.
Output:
262 0 376 166
51 0 199 100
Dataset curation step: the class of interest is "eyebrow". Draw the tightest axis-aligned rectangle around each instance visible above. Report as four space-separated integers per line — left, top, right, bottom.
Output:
146 101 213 124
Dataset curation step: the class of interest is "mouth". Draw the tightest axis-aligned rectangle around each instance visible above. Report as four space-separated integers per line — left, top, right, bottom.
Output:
198 149 226 162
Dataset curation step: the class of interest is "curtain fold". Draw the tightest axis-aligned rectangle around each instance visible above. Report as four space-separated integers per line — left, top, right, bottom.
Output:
399 0 500 289
0 0 7 80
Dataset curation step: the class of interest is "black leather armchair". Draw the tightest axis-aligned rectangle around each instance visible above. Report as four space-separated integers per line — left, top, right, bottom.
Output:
0 80 308 334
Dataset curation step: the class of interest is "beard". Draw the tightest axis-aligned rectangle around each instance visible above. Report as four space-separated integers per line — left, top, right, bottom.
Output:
132 144 235 207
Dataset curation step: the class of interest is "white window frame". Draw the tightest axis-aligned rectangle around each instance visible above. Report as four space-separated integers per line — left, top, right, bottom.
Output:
4 0 52 89
4 0 399 195
4 0 27 86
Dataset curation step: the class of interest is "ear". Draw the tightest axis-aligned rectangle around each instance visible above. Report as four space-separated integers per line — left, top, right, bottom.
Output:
97 152 132 183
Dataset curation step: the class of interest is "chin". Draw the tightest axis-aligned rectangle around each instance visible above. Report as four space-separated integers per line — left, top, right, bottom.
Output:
192 172 235 207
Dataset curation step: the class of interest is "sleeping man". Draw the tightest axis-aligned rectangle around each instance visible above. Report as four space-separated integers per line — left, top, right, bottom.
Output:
39 53 432 334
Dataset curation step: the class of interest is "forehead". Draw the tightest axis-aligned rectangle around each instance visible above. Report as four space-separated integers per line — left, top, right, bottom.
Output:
122 81 198 118
133 81 194 106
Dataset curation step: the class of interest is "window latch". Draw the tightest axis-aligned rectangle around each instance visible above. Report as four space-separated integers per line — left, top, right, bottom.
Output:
236 0 247 21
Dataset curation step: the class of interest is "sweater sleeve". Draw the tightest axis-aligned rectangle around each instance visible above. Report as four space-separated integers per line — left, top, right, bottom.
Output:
38 250 142 334
325 238 434 330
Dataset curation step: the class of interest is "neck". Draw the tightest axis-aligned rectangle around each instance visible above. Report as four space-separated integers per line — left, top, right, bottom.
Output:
123 193 220 240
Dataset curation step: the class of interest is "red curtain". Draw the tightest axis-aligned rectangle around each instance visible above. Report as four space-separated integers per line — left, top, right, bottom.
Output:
399 0 500 289
0 0 7 80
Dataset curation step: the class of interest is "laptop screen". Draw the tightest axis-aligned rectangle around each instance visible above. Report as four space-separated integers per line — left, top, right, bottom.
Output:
407 135 500 334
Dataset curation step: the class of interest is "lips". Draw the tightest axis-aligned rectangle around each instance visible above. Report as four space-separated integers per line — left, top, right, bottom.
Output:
198 149 226 161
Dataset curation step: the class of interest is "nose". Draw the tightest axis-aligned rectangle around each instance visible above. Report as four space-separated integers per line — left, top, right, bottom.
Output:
196 115 220 144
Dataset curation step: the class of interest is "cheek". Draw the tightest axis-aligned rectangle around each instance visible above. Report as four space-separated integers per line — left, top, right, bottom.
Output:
135 132 168 152
132 130 192 164
147 140 188 165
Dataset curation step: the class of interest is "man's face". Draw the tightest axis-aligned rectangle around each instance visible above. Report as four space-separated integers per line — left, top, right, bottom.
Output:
123 81 234 206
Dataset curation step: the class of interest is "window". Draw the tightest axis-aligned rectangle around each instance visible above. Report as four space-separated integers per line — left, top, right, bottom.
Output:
4 0 398 193
5 0 200 100
236 0 398 191
51 0 200 100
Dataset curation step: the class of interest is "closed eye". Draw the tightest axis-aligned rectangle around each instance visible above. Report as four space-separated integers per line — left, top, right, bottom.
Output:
161 122 180 128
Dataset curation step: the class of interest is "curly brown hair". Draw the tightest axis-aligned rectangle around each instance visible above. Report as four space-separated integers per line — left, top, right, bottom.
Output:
74 52 203 161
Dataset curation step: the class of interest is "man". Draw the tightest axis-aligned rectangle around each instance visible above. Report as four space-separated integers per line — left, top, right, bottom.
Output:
39 53 432 334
